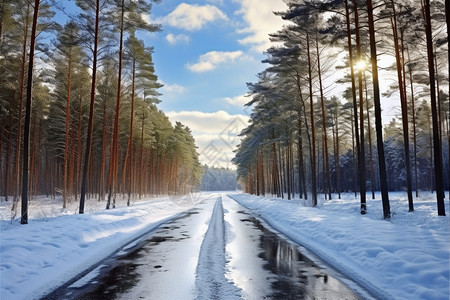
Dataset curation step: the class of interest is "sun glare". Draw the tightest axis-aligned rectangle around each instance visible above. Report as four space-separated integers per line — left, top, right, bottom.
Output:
355 60 367 71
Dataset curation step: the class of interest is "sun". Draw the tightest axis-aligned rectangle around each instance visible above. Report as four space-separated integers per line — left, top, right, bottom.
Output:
355 60 367 71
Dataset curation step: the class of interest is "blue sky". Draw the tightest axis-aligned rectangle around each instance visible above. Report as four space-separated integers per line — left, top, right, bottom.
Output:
139 0 288 167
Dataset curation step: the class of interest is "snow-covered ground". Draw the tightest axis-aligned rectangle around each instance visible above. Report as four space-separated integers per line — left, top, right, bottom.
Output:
0 191 449 299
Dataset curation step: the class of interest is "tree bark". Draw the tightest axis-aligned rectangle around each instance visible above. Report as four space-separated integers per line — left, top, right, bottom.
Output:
316 34 332 200
21 0 40 224
13 4 30 209
424 0 445 216
390 2 413 211
79 0 100 214
4 94 14 202
367 0 391 219
406 47 419 197
306 33 317 206
345 0 361 200
63 55 72 208
107 0 125 208
354 0 366 214
295 71 308 199
364 75 375 199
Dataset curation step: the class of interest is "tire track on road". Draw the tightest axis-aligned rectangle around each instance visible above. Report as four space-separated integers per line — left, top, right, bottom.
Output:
195 196 241 299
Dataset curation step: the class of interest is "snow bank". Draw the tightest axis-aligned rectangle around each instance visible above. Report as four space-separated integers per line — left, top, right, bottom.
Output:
0 196 195 300
228 192 450 300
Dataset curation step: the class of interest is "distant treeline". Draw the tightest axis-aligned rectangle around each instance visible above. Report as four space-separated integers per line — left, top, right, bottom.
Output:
201 166 241 191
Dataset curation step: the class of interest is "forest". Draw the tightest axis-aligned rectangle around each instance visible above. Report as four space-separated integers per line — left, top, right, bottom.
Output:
0 0 203 224
232 0 449 218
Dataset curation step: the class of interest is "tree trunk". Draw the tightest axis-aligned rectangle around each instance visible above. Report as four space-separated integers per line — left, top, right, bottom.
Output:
407 47 419 198
121 58 137 206
316 34 332 200
4 94 14 202
446 0 450 199
364 74 375 199
108 0 125 207
295 71 308 199
390 3 414 211
345 0 361 199
354 0 366 214
367 0 391 219
306 33 317 206
127 58 136 205
98 98 107 201
79 0 100 214
63 55 72 209
424 0 445 216
75 94 83 200
297 114 306 199
13 4 30 209
21 0 40 224
139 111 145 198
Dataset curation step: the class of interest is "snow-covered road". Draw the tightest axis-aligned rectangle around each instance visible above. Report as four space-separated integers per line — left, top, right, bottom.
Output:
43 194 362 299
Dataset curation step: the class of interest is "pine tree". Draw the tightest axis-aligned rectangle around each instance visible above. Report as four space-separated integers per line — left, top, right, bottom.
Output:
424 0 445 216
78 0 101 214
21 0 41 224
366 0 390 219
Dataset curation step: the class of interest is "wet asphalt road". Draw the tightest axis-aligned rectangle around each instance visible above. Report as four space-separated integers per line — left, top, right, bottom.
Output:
44 194 367 299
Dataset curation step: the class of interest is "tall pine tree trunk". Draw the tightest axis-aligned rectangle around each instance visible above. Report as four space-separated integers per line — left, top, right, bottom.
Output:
306 33 317 206
364 75 375 199
316 34 332 200
12 4 30 210
107 0 125 209
295 71 308 199
367 0 391 219
446 0 450 199
407 47 419 197
354 0 366 214
99 97 107 201
127 59 136 205
345 0 361 199
21 0 40 224
79 0 100 214
4 95 14 202
63 56 72 208
390 2 413 211
424 0 445 216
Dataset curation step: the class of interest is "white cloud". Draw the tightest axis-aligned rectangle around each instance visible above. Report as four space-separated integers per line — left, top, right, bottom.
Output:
165 33 190 45
186 51 248 72
161 82 186 94
223 94 250 107
234 0 288 52
166 110 247 134
166 110 249 167
160 3 228 31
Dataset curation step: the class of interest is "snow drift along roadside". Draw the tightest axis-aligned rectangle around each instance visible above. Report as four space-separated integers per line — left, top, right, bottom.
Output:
0 197 195 300
228 193 449 300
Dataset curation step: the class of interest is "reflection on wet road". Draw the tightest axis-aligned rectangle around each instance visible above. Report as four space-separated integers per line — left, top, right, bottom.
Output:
45 194 364 299
223 196 360 299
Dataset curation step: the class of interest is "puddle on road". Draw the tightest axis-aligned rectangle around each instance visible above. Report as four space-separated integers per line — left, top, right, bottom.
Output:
235 210 360 299
44 209 200 300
